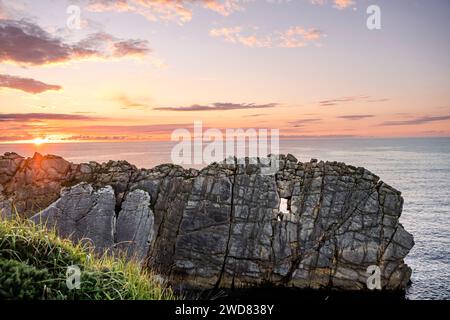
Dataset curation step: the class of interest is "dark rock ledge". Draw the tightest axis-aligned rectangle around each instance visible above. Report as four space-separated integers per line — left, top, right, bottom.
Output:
0 152 414 295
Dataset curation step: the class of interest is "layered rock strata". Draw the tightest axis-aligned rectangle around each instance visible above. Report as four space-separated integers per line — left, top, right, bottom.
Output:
0 152 414 292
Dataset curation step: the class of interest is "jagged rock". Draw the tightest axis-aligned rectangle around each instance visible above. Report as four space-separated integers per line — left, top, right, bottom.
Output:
0 195 13 219
0 152 140 217
1 153 415 293
31 183 116 253
30 184 155 262
0 152 25 184
0 152 71 216
115 189 154 261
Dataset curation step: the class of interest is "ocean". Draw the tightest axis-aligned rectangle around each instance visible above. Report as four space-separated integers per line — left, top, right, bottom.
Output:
1 137 449 300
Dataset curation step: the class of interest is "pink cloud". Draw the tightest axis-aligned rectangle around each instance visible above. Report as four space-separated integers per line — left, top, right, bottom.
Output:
333 0 355 9
0 20 151 66
0 74 62 94
210 25 324 48
309 0 355 9
86 0 248 24
279 27 323 48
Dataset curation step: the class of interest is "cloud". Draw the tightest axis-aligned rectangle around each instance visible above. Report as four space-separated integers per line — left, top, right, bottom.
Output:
113 39 151 57
0 121 194 141
337 115 374 120
0 20 151 66
244 113 268 117
309 0 355 9
202 0 249 16
0 113 104 122
420 130 450 136
30 105 57 110
114 93 148 110
210 27 272 48
234 34 272 48
210 25 324 48
86 0 192 23
154 102 278 111
279 26 324 48
379 116 450 126
61 135 128 141
87 0 318 23
309 0 325 4
0 74 61 94
96 123 191 131
209 26 241 41
333 0 355 9
86 0 248 24
58 122 208 141
1 123 65 131
77 32 151 58
289 118 322 127
0 134 35 142
366 98 390 103
318 95 371 106
279 134 356 139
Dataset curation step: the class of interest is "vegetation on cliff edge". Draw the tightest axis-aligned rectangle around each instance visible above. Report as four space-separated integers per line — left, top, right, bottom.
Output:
0 217 174 300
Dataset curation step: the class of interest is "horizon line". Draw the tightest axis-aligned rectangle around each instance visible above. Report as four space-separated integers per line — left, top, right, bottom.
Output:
1 135 450 145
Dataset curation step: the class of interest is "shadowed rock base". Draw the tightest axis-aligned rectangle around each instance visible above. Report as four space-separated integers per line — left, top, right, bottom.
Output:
183 286 409 301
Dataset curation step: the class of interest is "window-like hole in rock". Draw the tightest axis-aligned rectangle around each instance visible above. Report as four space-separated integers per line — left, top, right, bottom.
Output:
279 197 291 214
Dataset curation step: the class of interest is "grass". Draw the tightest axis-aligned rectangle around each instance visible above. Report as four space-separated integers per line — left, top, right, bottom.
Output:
0 217 175 300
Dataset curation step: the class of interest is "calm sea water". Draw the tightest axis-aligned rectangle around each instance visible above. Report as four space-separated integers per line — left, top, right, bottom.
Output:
1 138 449 300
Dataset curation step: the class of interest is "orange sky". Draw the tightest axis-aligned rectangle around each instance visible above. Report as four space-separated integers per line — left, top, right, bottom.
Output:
1 0 450 144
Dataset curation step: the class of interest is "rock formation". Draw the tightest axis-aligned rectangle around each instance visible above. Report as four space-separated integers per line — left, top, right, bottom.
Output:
0 152 414 293
31 183 116 253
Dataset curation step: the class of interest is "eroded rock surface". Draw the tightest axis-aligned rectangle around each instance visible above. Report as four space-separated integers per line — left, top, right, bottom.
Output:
31 183 116 253
0 193 12 219
115 189 154 261
1 152 414 292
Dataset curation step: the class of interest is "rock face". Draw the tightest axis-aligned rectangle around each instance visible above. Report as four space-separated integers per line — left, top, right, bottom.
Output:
115 189 154 261
0 194 12 219
0 152 72 216
1 152 414 292
31 183 116 253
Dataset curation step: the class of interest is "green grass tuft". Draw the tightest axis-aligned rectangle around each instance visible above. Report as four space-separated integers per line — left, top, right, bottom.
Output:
0 218 175 300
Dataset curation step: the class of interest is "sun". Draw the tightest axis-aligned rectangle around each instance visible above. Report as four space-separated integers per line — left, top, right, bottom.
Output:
33 138 48 146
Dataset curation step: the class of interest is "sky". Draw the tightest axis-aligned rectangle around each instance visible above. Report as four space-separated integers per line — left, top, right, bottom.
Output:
0 0 449 143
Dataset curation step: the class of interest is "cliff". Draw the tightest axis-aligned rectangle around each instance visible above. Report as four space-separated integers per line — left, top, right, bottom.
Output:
0 152 414 293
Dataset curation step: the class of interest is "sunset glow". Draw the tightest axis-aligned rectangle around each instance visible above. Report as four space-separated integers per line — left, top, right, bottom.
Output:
1 0 449 143
32 138 47 146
